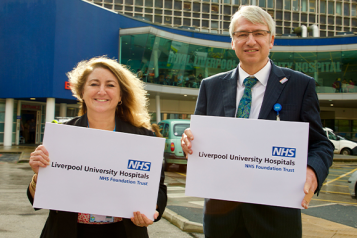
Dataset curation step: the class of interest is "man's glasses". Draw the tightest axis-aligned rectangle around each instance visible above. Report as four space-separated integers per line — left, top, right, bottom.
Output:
232 30 271 41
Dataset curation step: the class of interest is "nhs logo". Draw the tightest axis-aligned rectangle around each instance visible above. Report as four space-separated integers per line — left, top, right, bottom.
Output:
128 160 151 171
272 147 296 158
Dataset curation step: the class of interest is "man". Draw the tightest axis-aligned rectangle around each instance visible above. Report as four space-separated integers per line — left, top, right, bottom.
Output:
181 5 334 238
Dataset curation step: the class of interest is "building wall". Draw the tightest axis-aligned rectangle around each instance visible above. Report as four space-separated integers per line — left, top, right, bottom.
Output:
87 0 357 36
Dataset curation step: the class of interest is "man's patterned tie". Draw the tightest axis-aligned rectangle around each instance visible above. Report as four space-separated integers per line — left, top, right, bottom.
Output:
236 77 258 118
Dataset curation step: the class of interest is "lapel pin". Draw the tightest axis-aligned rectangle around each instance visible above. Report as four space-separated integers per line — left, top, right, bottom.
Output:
280 77 288 84
274 103 282 121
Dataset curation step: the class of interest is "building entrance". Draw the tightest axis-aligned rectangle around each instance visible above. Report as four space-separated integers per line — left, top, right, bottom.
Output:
21 104 42 144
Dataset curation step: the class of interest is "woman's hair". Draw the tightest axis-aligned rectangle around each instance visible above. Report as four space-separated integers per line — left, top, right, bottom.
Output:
67 56 151 129
151 123 163 137
229 5 276 38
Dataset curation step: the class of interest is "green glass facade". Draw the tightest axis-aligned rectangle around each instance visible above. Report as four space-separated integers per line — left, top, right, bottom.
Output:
120 33 357 93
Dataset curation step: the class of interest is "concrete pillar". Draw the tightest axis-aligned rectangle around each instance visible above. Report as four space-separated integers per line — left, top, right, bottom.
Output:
4 98 14 146
15 100 21 145
60 103 67 117
46 98 55 122
156 95 161 123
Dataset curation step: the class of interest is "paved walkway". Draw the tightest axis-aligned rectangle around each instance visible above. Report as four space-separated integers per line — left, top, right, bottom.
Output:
1 145 357 237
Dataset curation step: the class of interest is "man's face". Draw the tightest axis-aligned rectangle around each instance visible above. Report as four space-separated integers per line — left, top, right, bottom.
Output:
231 16 274 74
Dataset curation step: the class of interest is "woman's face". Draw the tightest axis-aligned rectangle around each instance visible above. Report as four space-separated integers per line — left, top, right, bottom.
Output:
82 67 121 115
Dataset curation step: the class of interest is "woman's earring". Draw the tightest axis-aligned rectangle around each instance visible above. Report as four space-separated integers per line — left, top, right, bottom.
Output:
118 101 122 105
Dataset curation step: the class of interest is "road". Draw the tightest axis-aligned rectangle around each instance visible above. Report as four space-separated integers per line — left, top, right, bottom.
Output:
165 162 357 228
0 155 201 238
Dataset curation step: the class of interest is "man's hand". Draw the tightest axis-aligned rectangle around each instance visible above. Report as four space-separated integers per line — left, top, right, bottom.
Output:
181 128 194 159
301 166 318 209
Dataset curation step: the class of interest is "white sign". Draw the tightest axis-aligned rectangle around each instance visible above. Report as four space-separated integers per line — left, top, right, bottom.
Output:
185 115 309 209
34 123 165 220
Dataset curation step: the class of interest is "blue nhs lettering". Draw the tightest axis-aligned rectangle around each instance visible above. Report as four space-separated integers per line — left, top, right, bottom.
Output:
272 147 296 158
128 160 151 171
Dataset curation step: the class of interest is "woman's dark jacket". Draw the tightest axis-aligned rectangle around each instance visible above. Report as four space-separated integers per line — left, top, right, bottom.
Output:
27 115 167 238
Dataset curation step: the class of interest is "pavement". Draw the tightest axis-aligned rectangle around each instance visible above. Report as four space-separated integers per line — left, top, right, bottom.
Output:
1 145 357 237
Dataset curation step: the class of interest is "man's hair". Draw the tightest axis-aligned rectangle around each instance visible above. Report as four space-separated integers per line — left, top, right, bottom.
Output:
229 5 276 38
67 56 151 129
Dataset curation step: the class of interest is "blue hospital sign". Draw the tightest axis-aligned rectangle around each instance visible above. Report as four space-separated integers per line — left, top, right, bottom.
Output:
127 160 151 171
272 147 296 158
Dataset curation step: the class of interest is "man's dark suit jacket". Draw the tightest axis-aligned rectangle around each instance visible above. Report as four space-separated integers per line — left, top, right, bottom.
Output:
27 114 167 238
194 61 334 238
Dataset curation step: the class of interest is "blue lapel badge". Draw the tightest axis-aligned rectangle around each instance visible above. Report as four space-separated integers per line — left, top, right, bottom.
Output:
280 77 288 84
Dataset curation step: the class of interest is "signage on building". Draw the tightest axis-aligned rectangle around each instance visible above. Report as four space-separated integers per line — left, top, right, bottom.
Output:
167 51 237 70
275 61 341 73
22 105 41 110
65 81 71 90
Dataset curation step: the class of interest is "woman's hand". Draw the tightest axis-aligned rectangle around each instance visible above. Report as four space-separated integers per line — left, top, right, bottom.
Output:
131 211 159 227
29 145 50 174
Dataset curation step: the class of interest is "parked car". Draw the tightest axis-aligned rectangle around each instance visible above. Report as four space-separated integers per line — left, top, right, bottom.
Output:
323 127 357 155
158 119 190 171
348 170 357 198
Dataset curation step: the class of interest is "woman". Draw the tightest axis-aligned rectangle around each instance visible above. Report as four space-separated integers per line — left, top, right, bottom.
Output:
27 56 167 238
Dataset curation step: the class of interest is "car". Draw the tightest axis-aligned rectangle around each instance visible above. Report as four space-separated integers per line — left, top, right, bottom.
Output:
158 119 190 171
348 170 357 198
323 127 357 155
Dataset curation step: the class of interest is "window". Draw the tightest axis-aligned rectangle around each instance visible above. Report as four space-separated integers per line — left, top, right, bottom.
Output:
292 0 299 11
183 2 191 10
211 5 219 13
336 16 342 25
284 0 291 10
136 0 143 5
162 123 169 137
174 124 190 137
301 0 307 12
320 0 326 13
268 0 274 8
224 6 231 15
155 0 163 8
174 1 182 10
164 16 172 23
164 0 172 8
202 4 209 12
193 2 200 11
301 13 307 22
125 6 133 11
183 18 190 26
115 0 123 3
174 17 181 24
126 0 133 4
284 11 291 20
135 7 143 12
309 0 315 12
344 18 350 26
336 2 342 15
146 0 153 7
259 0 266 7
193 19 200 26
293 13 299 21
202 20 209 27
344 3 350 16
320 15 326 24
211 21 218 28
328 1 334 14
309 14 315 22
242 0 249 4
353 5 356 16
276 0 283 9
155 15 162 23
